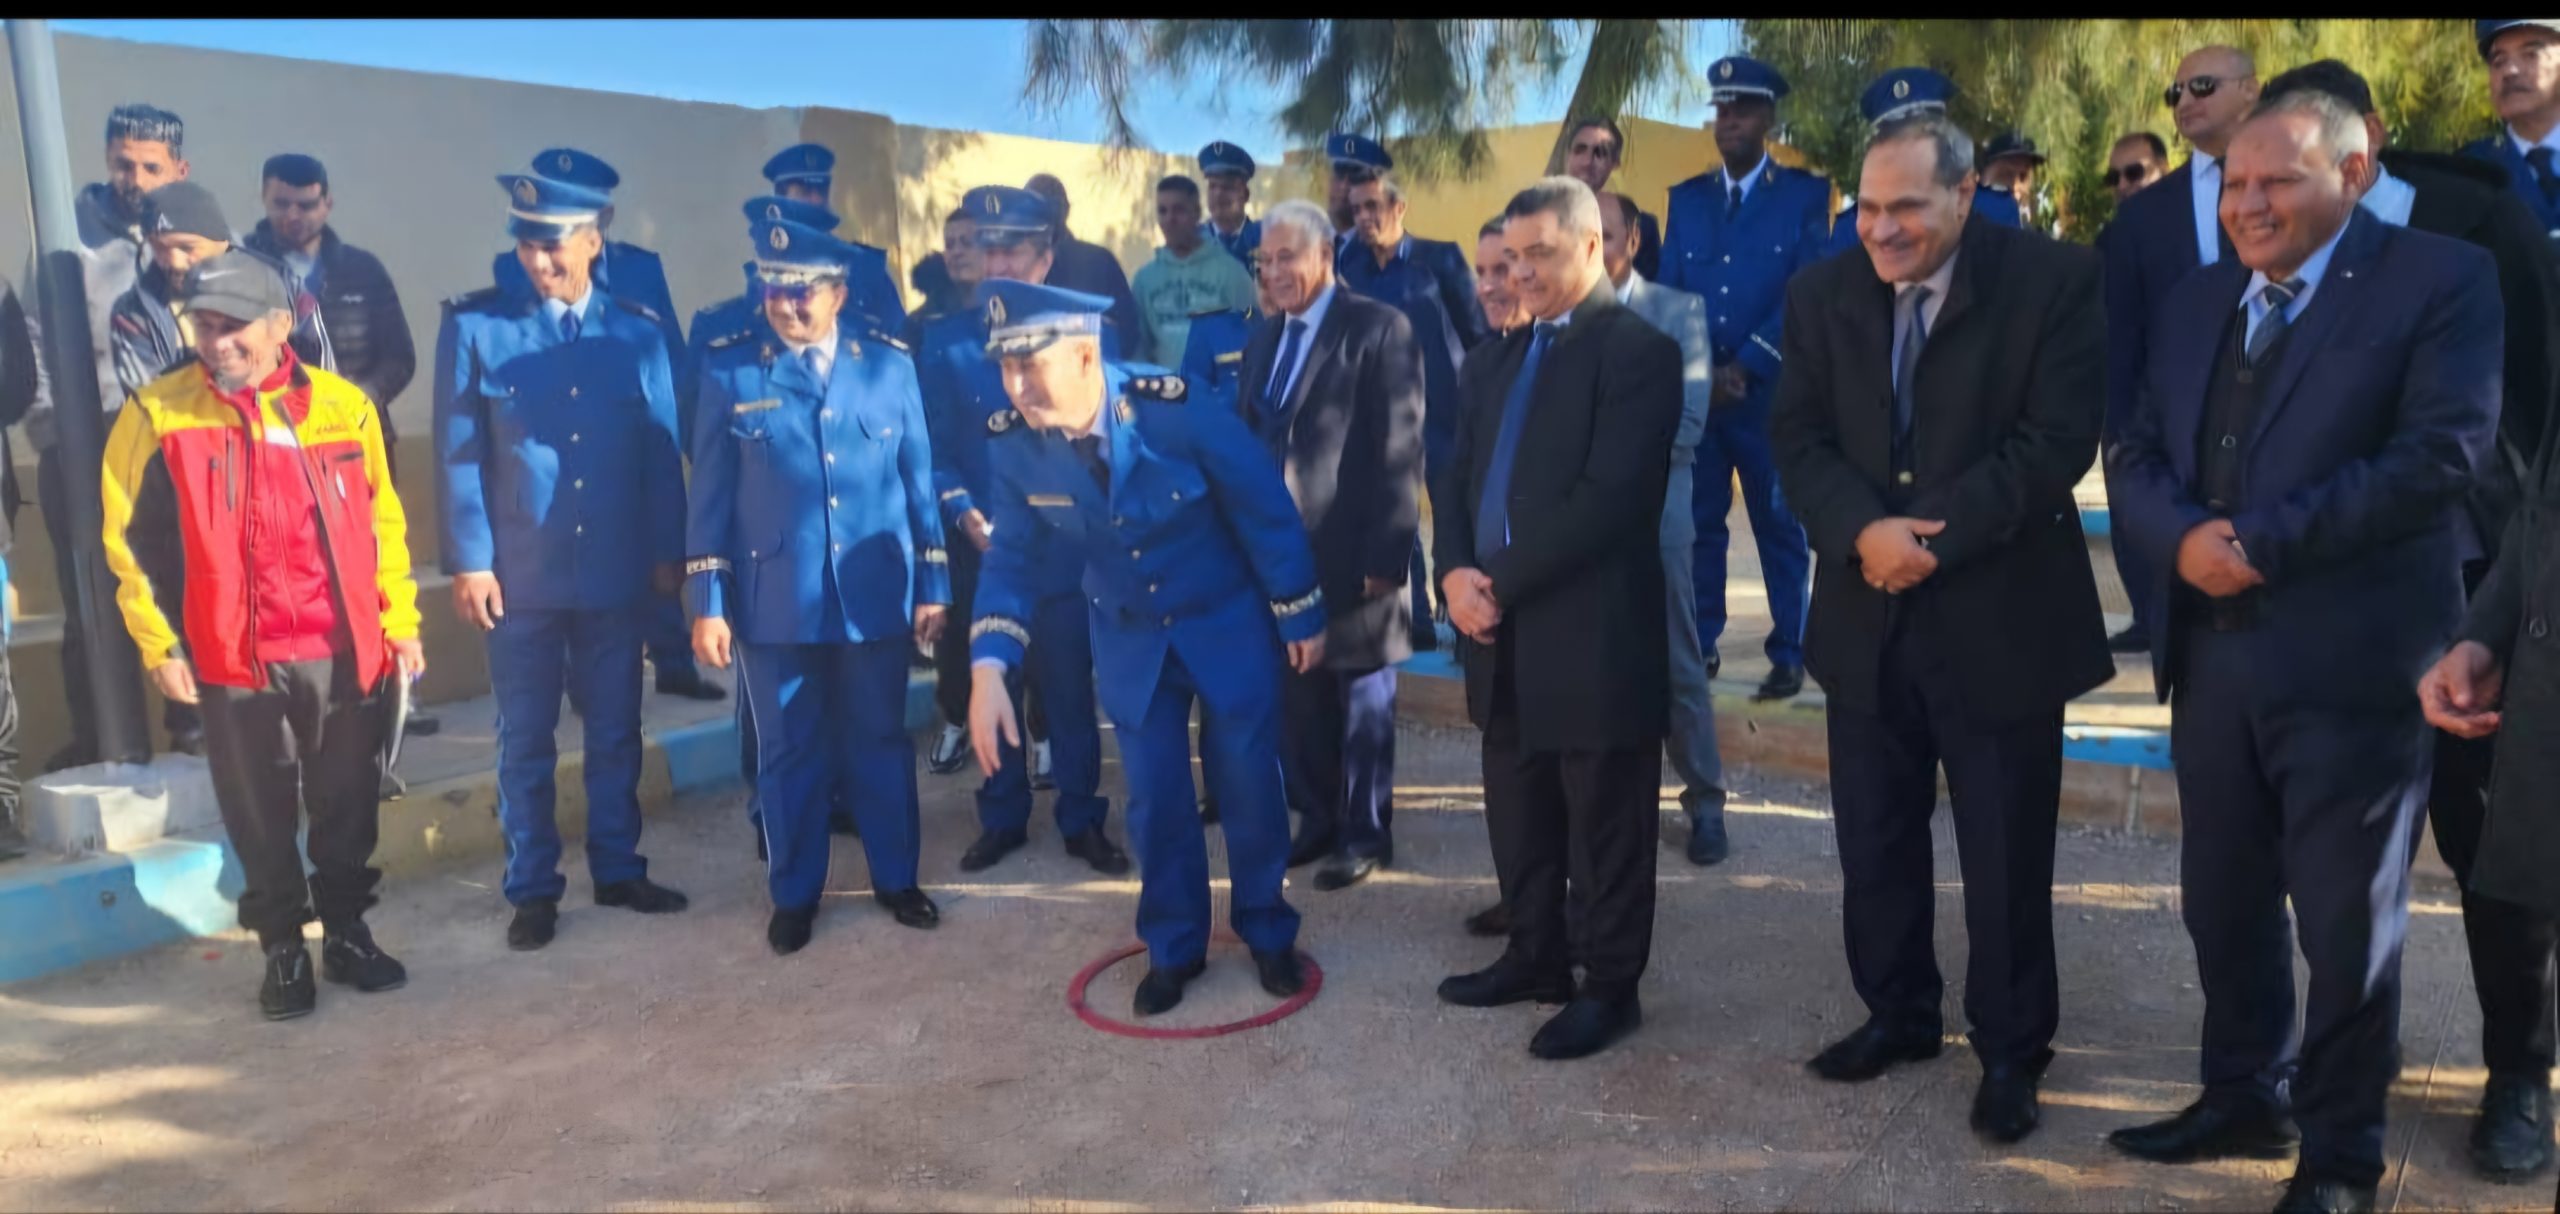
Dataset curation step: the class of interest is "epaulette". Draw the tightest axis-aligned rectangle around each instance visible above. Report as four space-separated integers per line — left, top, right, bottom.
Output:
610 296 662 324
864 325 910 354
1128 374 1187 403
987 409 1025 435
703 329 754 352
442 285 500 312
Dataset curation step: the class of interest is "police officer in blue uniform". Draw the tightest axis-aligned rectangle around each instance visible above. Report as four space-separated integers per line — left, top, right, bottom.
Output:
1199 141 1262 263
763 142 834 205
1179 302 1259 422
758 143 909 339
1658 56 1831 702
1325 133 1393 255
1824 69 2021 258
687 217 952 955
918 186 1125 877
437 173 694 951
2465 20 2560 242
967 280 1322 1016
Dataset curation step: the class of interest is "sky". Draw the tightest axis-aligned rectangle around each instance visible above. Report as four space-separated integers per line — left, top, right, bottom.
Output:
53 19 1730 163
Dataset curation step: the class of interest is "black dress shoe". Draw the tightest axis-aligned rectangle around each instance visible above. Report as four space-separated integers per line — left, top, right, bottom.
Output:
1971 1049 2053 1144
1063 827 1132 876
378 769 407 802
2272 1172 2376 1214
1463 902 1511 938
767 905 817 955
1133 958 1207 1016
1313 851 1382 891
1252 948 1305 998
1530 991 1642 1060
259 941 317 1020
959 828 1028 873
1805 1019 1942 1082
2107 1097 2299 1164
319 920 407 992
1285 828 1338 868
1752 663 1805 702
875 887 940 929
1685 812 1729 866
2107 624 2152 654
507 899 559 951
2469 1071 2554 1181
168 727 207 757
402 708 441 737
927 724 972 775
1437 953 1575 1008
596 877 690 914
653 668 728 701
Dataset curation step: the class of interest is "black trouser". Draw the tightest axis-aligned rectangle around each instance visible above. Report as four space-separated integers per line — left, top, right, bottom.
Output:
1483 638 1660 992
38 445 195 757
1825 604 2063 1067
2431 726 2560 1080
2173 624 2429 1189
200 657 387 946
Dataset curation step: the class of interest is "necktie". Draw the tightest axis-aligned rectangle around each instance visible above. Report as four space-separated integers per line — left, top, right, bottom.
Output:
2529 147 2560 205
1892 286 1932 454
1264 317 1307 414
2245 279 2304 368
1071 434 1109 493
558 307 581 344
801 346 826 387
1475 322 1558 562
1726 183 1744 221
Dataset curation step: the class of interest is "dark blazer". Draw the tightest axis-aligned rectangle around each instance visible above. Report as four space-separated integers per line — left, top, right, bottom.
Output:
1770 217 2112 724
2101 159 2210 435
1433 279 1681 751
1634 209 1662 282
2458 388 2560 919
1337 234 1491 481
1048 231 1143 362
1238 288 1428 669
2110 209 2503 708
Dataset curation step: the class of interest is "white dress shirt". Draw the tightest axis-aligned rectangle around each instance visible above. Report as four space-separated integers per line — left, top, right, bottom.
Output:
2359 161 2417 228
1266 281 1336 405
2190 152 2224 267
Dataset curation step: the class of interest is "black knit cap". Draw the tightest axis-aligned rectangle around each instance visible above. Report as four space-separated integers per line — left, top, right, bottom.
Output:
141 180 229 242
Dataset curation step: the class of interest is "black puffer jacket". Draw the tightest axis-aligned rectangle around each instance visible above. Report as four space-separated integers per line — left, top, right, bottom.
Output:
244 223 414 443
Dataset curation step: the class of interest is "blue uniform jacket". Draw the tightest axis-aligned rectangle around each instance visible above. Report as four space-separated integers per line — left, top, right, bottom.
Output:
2462 135 2560 238
684 320 950 644
1208 218 1261 265
435 286 685 611
493 242 683 363
919 305 1121 535
969 364 1325 726
1177 306 1257 419
1658 161 1833 389
1335 234 1487 477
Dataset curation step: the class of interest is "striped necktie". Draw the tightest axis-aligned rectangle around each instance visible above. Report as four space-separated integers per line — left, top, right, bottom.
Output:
2245 279 2304 368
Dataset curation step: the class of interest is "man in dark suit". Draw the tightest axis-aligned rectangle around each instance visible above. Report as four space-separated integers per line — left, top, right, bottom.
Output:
2099 44 2262 655
1431 177 1681 1061
2106 93 2504 1214
1770 112 2110 1146
2464 21 2560 241
2268 58 2560 1184
1023 174 1143 361
1240 200 1428 889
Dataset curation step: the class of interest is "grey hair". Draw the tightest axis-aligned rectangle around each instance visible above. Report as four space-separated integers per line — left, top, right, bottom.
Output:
2245 88 2372 165
1868 111 1976 189
1261 199 1334 251
1502 176 1602 239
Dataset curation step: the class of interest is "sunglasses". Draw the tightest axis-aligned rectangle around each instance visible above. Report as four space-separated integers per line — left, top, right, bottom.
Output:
2163 74 2230 107
2102 163 2153 187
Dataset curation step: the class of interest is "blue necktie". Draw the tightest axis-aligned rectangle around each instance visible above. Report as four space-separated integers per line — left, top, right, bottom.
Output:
1892 285 1932 452
1071 434 1109 492
1263 317 1306 416
2245 279 2304 368
1726 182 1743 221
1475 322 1557 563
801 346 826 387
558 307 581 344
2529 147 2560 205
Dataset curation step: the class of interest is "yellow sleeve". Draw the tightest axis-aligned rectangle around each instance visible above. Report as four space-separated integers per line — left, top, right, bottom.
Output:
361 402 422 641
97 401 181 669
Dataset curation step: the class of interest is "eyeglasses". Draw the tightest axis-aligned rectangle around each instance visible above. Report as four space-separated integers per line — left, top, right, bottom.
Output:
2102 163 2153 187
2163 74 2231 107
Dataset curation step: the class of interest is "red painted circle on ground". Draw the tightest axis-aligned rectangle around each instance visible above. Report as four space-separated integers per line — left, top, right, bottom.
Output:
1066 931 1322 1039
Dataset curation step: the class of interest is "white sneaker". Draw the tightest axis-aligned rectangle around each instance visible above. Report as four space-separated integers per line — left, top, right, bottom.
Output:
927 723 971 774
1031 739 1055 790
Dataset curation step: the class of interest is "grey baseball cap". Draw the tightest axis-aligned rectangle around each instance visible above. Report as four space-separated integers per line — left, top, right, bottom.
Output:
180 251 290 323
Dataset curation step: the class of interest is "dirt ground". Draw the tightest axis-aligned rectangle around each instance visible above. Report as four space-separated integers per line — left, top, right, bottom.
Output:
0 722 2549 1213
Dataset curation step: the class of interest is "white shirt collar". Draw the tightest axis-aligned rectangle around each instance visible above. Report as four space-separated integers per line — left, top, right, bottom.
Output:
1724 153 1772 199
2511 124 2560 157
2359 162 2417 228
540 284 594 331
783 326 838 381
2190 151 2224 266
1613 270 1640 305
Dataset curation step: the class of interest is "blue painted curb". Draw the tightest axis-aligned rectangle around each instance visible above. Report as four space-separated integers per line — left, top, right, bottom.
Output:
2081 506 2111 538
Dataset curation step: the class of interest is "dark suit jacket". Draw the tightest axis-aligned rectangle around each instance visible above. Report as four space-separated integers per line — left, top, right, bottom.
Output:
1770 217 2113 724
1635 209 1663 282
1337 234 1491 481
1434 279 1681 751
2101 160 2210 435
2110 209 2503 708
1048 229 1143 361
1239 288 1428 669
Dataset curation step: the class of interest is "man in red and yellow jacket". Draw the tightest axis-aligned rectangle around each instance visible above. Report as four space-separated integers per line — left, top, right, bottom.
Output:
100 250 422 1022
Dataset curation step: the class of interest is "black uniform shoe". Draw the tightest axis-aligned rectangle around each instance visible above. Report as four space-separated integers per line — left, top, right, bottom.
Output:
767 905 817 955
378 769 406 802
1685 812 1729 866
1752 663 1805 702
1529 991 1642 1060
2107 624 2152 654
828 810 860 837
596 878 690 914
402 708 442 737
1133 958 1207 1017
1314 851 1383 891
259 940 317 1020
507 899 559 951
927 724 971 775
168 727 207 757
2469 1071 2555 1181
653 668 727 701
1971 1049 2053 1144
959 827 1028 872
1252 948 1306 998
320 921 407 992
875 887 940 929
1463 902 1511 938
2272 1172 2376 1214
1805 1019 1943 1082
1437 953 1575 1008
1285 827 1337 868
1063 827 1132 876
2107 1097 2299 1164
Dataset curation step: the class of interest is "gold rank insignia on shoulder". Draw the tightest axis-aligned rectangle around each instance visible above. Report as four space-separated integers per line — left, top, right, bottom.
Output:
733 399 781 413
1116 400 1135 424
1129 374 1186 402
988 409 1019 434
1214 351 1242 365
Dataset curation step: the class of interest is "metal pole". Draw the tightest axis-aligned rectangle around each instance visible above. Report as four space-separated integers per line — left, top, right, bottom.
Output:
9 19 150 764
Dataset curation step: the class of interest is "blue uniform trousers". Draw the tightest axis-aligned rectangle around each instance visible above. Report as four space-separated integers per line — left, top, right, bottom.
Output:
490 606 649 905
1117 645 1300 968
1692 390 1811 668
977 593 1108 836
738 640 920 910
1283 665 1397 857
2170 624 2428 1189
644 597 699 679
